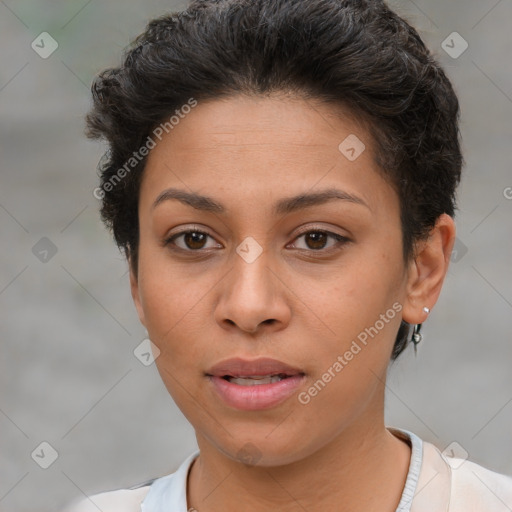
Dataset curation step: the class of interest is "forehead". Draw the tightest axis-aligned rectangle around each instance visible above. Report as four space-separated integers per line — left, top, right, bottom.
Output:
139 94 397 218
150 93 368 154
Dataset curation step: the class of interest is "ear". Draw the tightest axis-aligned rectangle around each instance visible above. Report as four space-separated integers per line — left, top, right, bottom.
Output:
128 255 146 327
401 213 456 325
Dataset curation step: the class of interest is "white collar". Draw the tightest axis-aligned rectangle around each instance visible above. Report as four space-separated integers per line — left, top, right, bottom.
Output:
141 427 423 512
141 450 199 511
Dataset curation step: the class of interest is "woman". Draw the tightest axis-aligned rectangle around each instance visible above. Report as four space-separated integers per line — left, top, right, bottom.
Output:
65 0 512 510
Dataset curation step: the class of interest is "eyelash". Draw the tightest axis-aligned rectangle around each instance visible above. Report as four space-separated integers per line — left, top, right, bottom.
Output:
163 227 350 255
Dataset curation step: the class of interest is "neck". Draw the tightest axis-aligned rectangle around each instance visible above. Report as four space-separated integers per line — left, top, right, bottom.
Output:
187 413 411 512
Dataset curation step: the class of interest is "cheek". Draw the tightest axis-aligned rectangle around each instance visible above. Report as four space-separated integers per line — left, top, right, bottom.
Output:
136 246 201 354
308 253 405 388
140 270 207 409
296 278 401 430
318 254 402 335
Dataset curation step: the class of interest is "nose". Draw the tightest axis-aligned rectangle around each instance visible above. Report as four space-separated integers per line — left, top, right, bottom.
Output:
214 246 291 336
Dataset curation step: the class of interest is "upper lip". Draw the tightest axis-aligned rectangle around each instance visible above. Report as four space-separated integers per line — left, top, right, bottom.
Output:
206 357 305 378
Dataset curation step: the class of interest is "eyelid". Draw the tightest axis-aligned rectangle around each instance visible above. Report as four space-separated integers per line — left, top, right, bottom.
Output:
163 224 350 254
292 223 350 239
163 226 219 250
288 226 350 253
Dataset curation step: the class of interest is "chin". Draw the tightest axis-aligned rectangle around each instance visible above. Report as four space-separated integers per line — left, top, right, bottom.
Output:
201 422 323 468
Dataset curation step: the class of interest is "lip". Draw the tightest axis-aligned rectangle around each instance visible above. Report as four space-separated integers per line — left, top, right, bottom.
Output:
207 357 304 378
206 357 306 411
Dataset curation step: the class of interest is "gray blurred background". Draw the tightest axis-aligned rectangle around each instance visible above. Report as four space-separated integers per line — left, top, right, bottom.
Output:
1 0 511 510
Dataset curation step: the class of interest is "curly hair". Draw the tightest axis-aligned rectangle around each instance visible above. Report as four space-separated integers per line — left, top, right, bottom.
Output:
85 0 463 359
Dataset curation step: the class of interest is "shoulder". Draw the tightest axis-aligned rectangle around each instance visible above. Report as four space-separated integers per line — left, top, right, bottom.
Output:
62 451 199 512
447 456 512 511
62 483 151 512
420 438 512 511
406 432 512 512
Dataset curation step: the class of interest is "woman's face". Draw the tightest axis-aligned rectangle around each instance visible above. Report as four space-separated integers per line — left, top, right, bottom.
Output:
130 94 419 465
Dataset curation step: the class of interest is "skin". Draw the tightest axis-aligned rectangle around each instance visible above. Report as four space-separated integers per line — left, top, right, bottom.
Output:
129 93 456 511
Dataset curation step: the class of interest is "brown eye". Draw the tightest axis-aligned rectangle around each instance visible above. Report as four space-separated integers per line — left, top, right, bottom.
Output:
304 231 328 250
182 231 208 250
164 230 219 251
291 230 349 252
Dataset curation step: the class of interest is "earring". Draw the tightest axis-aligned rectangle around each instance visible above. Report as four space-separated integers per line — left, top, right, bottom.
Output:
411 307 429 355
411 323 422 355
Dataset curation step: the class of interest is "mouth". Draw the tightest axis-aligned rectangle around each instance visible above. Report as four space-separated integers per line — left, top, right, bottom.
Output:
206 356 305 378
206 357 306 411
220 373 292 386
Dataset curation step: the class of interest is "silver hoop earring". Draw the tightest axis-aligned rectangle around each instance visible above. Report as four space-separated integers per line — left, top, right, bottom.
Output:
411 323 422 355
411 307 429 355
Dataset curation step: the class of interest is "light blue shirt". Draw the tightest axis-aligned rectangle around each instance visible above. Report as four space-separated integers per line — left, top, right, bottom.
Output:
64 427 512 511
140 427 423 511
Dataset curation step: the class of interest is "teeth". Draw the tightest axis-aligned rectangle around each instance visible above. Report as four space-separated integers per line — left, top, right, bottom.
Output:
228 375 284 386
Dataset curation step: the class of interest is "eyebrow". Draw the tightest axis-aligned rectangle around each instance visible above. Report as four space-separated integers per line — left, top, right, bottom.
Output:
151 187 369 215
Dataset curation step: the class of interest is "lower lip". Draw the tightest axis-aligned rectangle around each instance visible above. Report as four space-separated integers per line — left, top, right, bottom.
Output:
208 375 305 411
